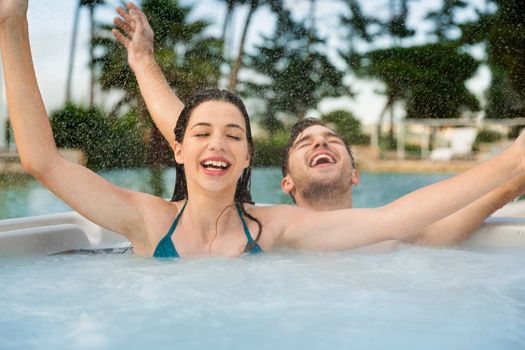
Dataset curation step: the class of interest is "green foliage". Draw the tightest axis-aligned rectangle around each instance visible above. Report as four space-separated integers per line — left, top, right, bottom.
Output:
50 103 145 170
357 43 480 119
241 7 347 133
460 0 525 117
252 132 289 167
94 0 223 105
404 143 421 157
485 66 524 119
475 128 503 144
321 110 368 145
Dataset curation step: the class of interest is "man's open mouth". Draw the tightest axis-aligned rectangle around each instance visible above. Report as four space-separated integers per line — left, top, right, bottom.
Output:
309 153 336 167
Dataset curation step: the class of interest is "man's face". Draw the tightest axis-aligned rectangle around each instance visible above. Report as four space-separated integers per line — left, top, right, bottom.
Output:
281 125 359 200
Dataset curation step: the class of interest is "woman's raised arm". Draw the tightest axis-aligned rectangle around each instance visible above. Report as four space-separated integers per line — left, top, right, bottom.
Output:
277 138 525 251
0 1 157 242
112 2 183 146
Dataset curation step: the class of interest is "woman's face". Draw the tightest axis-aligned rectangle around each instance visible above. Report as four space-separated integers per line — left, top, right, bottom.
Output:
174 100 251 195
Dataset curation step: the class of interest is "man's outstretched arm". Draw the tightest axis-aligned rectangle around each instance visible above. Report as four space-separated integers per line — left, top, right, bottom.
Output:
408 173 525 247
113 2 183 146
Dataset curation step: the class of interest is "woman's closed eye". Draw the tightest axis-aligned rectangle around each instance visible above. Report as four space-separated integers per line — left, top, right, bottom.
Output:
227 134 242 141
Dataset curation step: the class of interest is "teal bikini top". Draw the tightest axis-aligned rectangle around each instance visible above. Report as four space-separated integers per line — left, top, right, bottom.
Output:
153 201 263 258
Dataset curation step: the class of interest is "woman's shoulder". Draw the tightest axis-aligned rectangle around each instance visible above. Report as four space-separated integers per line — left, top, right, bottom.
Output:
127 196 184 253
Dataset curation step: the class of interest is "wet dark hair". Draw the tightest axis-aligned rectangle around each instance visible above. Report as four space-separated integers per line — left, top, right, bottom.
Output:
170 89 261 249
281 118 355 203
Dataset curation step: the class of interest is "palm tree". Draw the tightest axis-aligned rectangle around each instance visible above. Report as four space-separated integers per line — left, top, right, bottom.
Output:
356 44 480 148
219 0 236 58
227 0 283 92
243 8 346 133
228 0 258 91
65 0 104 105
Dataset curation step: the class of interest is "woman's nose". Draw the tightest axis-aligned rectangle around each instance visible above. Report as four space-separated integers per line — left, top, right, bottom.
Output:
208 135 226 151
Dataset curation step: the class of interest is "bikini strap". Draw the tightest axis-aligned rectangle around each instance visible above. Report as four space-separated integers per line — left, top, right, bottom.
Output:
166 200 188 238
236 203 256 244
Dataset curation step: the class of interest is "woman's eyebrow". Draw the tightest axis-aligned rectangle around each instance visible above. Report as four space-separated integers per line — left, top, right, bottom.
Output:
191 122 211 129
226 124 245 132
191 122 245 132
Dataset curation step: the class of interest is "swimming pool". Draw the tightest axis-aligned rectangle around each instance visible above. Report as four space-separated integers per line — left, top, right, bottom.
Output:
1 168 524 349
0 167 451 218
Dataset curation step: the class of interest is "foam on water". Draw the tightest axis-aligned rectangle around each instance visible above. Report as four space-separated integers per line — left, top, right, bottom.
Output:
1 247 525 350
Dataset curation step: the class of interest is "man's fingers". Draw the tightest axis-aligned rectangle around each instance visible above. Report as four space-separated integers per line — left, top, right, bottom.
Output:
112 29 130 48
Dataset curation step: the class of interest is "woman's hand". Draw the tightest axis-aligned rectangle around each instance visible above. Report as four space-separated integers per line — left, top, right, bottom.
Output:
0 0 28 25
112 2 154 69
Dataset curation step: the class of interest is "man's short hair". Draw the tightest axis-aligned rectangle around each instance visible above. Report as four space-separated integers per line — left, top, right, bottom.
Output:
281 118 355 177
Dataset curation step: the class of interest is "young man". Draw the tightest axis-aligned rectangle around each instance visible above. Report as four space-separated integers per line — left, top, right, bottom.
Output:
113 3 525 248
279 118 525 247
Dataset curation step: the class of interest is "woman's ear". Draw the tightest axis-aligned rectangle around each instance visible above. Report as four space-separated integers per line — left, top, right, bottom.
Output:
243 150 251 169
173 142 184 164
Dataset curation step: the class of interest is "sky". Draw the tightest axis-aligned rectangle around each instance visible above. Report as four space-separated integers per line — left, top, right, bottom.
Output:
0 0 491 128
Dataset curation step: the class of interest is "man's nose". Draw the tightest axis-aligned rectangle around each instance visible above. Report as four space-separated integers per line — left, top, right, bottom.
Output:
313 136 328 148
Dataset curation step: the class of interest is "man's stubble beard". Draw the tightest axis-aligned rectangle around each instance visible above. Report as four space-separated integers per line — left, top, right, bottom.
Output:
298 171 353 204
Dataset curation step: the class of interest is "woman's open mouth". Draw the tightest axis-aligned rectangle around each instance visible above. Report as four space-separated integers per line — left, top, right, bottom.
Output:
200 158 231 176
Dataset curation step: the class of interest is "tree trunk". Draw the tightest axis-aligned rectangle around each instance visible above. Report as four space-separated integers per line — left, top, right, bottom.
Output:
65 1 82 103
88 5 95 106
228 0 258 92
221 0 235 58
388 101 395 149
377 97 392 144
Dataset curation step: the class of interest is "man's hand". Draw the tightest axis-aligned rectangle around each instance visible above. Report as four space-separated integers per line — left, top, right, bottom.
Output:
112 2 154 69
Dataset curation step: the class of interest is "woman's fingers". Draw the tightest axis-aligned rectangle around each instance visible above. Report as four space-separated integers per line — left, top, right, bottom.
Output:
114 17 132 35
115 6 136 31
128 8 145 32
112 28 130 49
127 3 152 34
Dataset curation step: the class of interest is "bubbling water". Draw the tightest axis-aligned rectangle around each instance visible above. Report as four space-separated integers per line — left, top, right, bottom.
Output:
1 246 524 350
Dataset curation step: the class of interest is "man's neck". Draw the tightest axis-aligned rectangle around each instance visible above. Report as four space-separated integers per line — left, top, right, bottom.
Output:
295 190 353 211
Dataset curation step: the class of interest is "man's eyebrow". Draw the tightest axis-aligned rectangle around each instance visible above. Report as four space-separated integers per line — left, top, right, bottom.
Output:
293 130 342 148
293 134 312 148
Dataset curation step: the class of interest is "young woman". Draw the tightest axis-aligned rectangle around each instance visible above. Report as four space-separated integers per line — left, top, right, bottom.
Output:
1 0 525 258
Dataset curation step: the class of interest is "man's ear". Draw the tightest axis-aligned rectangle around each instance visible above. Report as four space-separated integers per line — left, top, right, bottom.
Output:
281 174 295 194
173 142 184 164
351 169 360 186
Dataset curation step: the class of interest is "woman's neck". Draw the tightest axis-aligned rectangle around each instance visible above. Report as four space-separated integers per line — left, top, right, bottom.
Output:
181 187 239 243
